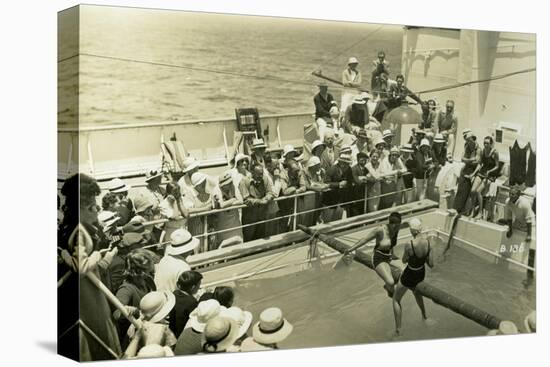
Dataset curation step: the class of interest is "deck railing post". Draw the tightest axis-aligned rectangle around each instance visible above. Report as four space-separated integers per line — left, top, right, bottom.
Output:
363 184 368 214
292 195 298 231
202 215 209 253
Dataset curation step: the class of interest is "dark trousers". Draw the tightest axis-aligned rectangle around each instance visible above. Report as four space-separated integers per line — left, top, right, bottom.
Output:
242 205 267 242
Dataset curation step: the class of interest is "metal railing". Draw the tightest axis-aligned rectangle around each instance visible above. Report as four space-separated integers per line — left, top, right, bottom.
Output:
141 173 417 253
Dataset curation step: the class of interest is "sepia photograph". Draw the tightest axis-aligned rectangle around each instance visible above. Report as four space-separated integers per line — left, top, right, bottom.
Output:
56 3 536 362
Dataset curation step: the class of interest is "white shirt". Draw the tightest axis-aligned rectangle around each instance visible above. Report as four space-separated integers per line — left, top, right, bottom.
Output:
154 255 191 292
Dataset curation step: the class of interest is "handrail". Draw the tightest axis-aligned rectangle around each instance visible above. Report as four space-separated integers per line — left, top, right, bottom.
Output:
58 111 314 133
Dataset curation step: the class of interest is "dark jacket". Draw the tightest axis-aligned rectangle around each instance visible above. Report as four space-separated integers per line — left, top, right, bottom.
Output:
169 290 199 338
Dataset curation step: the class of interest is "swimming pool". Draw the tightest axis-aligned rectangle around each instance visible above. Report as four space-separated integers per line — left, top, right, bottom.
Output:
188 202 535 348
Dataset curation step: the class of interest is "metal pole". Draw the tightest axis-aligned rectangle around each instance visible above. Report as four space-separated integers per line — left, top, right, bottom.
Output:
292 195 298 231
202 215 209 253
363 184 368 214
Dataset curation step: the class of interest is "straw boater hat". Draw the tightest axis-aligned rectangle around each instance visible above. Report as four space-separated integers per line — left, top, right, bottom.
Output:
311 140 325 152
307 156 321 169
139 290 176 323
218 171 233 187
400 143 415 153
357 129 368 139
433 133 446 143
338 153 353 165
352 95 366 105
252 307 293 345
420 138 431 148
360 91 373 100
234 153 250 166
188 299 224 332
145 170 162 182
382 129 394 139
389 146 400 156
202 316 241 352
109 178 129 193
318 81 328 88
252 138 267 150
165 229 200 256
191 172 207 187
348 56 359 65
340 145 352 155
374 138 386 148
221 306 253 340
132 193 154 214
181 157 200 174
462 128 472 138
283 144 298 158
136 344 174 358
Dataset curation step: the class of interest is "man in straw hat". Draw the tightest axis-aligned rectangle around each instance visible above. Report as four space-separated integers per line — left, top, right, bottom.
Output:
250 138 268 169
304 156 329 225
174 299 224 355
212 171 244 246
323 152 353 222
239 164 276 242
400 144 417 204
241 307 293 352
379 146 407 209
177 156 201 197
350 128 370 166
349 151 370 216
341 56 362 115
314 81 337 126
342 93 370 133
108 177 134 225
154 229 200 293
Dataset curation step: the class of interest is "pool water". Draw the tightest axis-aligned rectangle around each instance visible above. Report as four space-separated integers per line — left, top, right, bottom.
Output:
218 233 534 349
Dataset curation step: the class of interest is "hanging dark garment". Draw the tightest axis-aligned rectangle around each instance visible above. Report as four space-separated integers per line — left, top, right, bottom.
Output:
509 140 527 186
525 143 536 187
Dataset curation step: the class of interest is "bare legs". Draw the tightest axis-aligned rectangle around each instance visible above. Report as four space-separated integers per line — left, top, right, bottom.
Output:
375 262 395 297
392 284 429 336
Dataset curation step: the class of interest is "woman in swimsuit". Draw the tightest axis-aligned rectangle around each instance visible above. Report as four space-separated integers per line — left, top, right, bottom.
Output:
344 211 402 297
392 218 434 336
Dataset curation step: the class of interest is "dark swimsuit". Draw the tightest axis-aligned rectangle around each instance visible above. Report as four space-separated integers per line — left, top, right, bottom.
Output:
372 225 398 268
400 240 430 289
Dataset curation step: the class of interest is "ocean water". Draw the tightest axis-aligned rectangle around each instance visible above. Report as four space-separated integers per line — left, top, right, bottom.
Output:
58 5 403 126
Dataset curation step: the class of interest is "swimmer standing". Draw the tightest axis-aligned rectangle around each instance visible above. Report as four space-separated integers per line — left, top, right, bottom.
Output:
344 211 402 297
392 218 434 336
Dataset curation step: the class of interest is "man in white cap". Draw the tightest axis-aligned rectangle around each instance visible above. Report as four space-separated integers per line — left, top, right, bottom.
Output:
380 146 407 209
241 307 293 351
341 56 362 115
349 151 369 216
323 152 353 221
154 229 200 292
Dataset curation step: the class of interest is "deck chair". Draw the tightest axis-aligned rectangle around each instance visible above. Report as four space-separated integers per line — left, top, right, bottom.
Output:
161 133 189 179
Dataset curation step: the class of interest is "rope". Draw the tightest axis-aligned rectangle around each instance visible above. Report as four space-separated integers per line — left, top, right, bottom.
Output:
416 68 535 95
313 24 385 72
78 52 317 87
